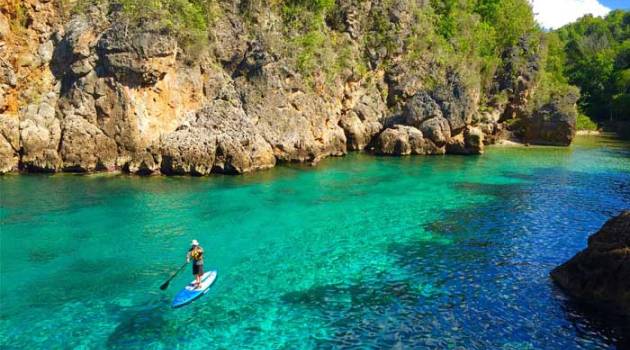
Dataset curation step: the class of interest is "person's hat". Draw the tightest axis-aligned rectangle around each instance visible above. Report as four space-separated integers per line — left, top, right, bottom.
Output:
191 239 199 246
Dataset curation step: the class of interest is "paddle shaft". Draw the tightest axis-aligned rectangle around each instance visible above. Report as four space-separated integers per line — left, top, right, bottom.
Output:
160 262 189 290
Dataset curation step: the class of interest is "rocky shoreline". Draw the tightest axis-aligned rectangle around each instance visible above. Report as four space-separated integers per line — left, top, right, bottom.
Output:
0 1 579 176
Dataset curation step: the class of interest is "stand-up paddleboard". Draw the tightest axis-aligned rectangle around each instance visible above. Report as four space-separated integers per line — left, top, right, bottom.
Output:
172 270 217 308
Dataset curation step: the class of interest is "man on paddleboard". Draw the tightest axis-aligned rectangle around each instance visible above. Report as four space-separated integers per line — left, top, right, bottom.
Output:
186 240 204 289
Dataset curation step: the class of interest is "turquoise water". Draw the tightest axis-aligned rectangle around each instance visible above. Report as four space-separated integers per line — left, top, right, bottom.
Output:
1 136 629 349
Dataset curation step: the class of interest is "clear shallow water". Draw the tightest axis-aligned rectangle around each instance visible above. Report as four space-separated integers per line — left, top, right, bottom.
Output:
1 136 629 349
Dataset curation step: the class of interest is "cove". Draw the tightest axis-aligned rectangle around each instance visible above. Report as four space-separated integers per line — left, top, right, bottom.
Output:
1 136 629 349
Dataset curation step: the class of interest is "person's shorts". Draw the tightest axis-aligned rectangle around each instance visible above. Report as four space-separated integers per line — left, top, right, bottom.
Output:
192 264 204 276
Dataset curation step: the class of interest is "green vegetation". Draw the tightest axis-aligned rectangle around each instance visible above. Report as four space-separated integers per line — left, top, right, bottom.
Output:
555 10 630 122
72 0 208 49
64 0 628 120
577 113 599 130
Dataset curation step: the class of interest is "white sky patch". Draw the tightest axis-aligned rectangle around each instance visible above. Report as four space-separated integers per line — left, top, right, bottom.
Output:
531 0 611 29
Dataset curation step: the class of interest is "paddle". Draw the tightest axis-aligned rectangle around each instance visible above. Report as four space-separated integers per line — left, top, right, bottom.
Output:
160 262 189 290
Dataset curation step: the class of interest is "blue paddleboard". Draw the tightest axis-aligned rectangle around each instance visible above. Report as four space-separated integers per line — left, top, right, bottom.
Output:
171 270 217 308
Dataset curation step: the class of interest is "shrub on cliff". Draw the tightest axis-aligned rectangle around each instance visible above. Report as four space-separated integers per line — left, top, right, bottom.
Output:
72 0 207 50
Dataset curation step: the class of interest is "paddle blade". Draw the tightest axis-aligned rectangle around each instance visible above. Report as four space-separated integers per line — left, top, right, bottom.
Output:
160 281 170 290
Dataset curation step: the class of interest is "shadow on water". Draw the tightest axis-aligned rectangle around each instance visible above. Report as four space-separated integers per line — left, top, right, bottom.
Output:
552 285 630 349
105 302 175 349
279 273 461 348
416 167 630 348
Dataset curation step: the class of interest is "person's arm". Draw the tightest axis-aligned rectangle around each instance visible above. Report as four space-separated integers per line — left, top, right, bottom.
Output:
186 250 191 263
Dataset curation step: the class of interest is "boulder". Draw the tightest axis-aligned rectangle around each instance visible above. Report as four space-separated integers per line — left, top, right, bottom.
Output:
419 116 451 146
446 126 485 155
551 211 630 316
524 90 579 146
373 125 427 156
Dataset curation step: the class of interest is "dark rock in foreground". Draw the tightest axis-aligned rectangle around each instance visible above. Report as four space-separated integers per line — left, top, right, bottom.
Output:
551 211 630 315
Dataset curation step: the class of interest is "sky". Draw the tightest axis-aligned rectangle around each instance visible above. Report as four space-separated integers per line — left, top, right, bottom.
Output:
531 0 630 29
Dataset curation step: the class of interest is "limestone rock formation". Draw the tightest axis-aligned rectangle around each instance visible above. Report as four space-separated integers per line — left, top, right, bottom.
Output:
551 211 630 315
373 125 425 156
0 0 581 175
523 91 579 146
157 99 276 175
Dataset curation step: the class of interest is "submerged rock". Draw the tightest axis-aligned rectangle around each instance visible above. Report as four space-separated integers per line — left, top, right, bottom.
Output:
551 211 630 315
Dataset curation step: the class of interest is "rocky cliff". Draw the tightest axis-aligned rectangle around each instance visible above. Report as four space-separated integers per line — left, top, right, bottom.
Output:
551 211 630 316
0 0 578 175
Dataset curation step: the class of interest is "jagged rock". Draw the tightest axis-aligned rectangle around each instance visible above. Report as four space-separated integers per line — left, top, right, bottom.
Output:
97 22 177 86
51 16 100 79
496 35 541 122
236 62 347 163
158 127 217 176
59 115 118 172
339 110 382 151
0 1 577 176
431 71 476 134
551 211 630 316
208 5 248 70
19 102 63 172
524 90 579 146
373 125 425 155
158 99 276 175
419 116 451 146
327 0 372 39
403 91 443 128
232 41 270 79
339 80 387 151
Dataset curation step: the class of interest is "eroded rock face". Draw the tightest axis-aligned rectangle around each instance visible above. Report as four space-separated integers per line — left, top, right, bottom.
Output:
339 78 387 151
431 72 476 134
157 99 276 175
97 22 177 87
235 59 348 163
0 1 577 175
551 211 630 316
403 91 443 128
